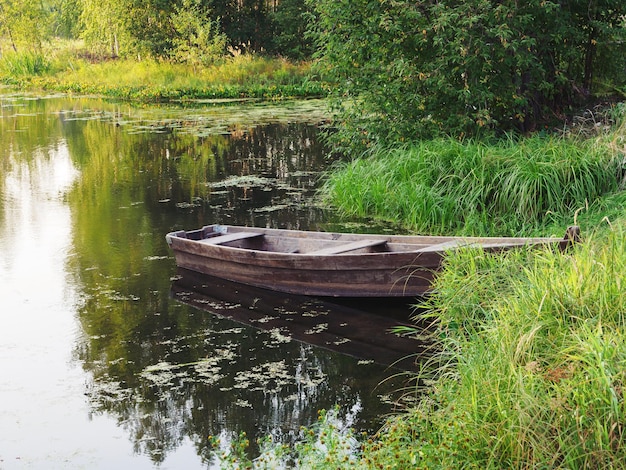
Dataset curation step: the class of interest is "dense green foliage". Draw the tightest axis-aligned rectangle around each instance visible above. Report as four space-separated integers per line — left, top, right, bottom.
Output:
0 0 314 61
359 222 626 468
312 0 626 146
0 0 49 53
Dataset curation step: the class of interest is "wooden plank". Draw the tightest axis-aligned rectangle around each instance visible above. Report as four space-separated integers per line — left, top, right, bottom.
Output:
308 239 387 255
413 239 471 253
198 232 263 245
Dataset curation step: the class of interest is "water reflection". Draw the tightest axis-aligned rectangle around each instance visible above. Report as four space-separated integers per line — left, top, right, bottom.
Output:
0 94 420 467
172 269 423 370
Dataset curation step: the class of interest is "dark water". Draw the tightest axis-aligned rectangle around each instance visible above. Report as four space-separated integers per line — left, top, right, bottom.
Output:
0 93 422 468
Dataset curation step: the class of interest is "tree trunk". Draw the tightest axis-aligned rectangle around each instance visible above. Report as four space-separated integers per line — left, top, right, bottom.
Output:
112 32 119 57
583 29 596 93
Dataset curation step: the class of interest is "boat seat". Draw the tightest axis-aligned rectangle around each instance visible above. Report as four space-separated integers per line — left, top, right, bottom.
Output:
199 232 263 245
414 239 471 253
309 239 387 255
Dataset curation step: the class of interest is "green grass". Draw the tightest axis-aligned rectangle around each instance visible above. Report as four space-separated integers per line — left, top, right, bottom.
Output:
0 51 50 79
0 44 325 100
322 134 623 237
366 221 626 469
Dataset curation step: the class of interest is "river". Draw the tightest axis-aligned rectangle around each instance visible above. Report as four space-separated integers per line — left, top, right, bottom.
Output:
0 93 422 468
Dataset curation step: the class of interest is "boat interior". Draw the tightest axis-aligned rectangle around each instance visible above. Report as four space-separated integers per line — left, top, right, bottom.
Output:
173 225 546 256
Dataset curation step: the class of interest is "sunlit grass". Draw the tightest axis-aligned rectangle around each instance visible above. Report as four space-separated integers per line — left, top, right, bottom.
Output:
323 135 623 236
381 221 626 468
0 51 50 79
0 41 324 100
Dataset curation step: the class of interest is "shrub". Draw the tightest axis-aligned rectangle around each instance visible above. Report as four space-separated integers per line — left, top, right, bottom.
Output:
312 0 626 148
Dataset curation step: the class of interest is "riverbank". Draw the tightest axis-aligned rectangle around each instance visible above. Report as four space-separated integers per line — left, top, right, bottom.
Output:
210 109 626 467
317 109 626 467
0 48 324 101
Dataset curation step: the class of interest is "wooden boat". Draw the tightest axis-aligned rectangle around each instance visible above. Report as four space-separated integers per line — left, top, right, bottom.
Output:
166 224 579 298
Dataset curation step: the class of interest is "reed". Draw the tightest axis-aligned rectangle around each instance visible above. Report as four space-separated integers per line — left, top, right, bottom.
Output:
323 136 622 236
0 51 50 80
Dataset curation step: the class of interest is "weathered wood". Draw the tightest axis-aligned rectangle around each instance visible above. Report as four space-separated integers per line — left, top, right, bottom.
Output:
308 239 387 255
414 239 470 252
166 224 578 297
197 232 263 245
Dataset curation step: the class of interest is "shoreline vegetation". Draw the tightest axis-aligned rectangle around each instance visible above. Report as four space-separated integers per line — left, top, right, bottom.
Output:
208 109 626 468
0 45 325 101
3 44 626 468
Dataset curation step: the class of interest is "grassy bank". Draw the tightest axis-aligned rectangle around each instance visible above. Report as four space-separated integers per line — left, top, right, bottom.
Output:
0 45 324 101
360 220 626 468
322 129 625 237
205 114 626 467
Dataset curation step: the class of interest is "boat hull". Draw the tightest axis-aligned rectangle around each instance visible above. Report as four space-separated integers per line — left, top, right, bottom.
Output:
169 239 439 297
166 225 577 298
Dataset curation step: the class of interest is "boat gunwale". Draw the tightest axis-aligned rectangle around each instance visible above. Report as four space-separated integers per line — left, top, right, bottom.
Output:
166 224 569 259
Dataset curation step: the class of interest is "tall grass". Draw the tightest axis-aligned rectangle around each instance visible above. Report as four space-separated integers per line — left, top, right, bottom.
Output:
1 45 324 100
0 51 50 80
362 222 626 468
323 136 623 236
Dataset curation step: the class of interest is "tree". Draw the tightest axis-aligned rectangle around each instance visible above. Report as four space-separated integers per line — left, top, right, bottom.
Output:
0 0 48 53
269 0 316 60
79 0 129 57
171 0 227 66
49 0 82 38
312 0 626 147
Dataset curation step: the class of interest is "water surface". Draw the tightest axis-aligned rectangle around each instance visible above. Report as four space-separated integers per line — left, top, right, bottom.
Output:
0 94 421 468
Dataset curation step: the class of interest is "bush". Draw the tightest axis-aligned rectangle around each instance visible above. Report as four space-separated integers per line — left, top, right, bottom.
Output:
170 0 227 67
312 0 626 148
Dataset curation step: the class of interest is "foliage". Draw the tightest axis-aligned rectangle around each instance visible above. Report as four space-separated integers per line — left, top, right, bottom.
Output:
312 0 626 147
385 221 626 468
50 0 82 38
78 0 130 57
170 0 227 67
0 51 50 78
203 0 272 54
0 51 323 100
1 0 315 62
268 0 317 61
322 133 623 236
0 0 49 53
